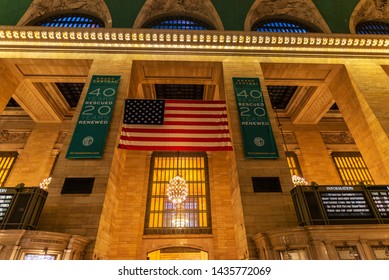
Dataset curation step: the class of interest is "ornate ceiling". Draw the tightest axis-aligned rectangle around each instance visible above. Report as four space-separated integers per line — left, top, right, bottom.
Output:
0 0 386 33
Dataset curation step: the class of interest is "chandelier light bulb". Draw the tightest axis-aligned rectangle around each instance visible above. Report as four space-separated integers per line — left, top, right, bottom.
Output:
166 174 188 204
39 177 52 190
291 175 308 186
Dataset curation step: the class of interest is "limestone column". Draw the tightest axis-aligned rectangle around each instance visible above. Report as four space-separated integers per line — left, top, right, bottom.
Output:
294 127 342 185
38 58 133 260
309 240 330 260
328 64 389 184
222 60 297 259
6 126 59 186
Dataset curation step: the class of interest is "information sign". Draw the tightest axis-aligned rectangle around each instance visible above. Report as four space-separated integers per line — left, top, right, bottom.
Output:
291 185 389 226
368 186 389 218
320 192 372 218
0 188 16 222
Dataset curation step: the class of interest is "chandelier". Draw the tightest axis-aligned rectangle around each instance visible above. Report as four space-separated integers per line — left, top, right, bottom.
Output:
166 152 189 227
171 204 188 227
39 177 52 190
291 175 308 186
166 174 188 204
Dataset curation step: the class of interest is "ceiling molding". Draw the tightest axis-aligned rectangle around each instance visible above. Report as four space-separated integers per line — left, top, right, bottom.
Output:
0 26 388 57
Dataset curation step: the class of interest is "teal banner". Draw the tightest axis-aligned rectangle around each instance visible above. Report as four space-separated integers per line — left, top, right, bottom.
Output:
233 78 279 158
66 75 121 159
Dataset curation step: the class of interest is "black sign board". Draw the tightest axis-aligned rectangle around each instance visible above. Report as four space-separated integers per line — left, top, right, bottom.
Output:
291 185 389 226
320 191 373 218
0 187 48 230
0 188 16 222
367 186 389 219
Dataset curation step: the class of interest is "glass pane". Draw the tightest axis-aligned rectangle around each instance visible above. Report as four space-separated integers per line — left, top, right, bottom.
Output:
332 152 374 185
145 152 211 234
0 152 18 186
36 14 104 28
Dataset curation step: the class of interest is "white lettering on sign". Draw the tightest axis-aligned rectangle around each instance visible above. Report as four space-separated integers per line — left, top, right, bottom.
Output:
325 186 354 191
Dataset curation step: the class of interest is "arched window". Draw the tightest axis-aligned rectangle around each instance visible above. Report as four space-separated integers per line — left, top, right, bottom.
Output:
34 14 104 28
143 16 214 30
144 151 212 235
252 18 319 33
356 21 389 35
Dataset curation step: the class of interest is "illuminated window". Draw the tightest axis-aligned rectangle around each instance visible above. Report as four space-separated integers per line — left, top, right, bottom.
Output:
335 246 360 260
356 21 389 35
252 19 319 33
143 16 214 30
285 151 302 177
24 254 56 260
34 14 104 28
332 152 374 186
0 152 18 187
279 249 308 260
371 246 389 260
144 152 212 234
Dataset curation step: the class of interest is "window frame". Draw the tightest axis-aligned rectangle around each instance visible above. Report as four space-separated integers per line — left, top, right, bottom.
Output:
142 16 214 30
33 13 104 28
0 152 18 187
331 152 374 186
252 18 319 33
356 21 389 35
144 151 212 235
285 151 303 177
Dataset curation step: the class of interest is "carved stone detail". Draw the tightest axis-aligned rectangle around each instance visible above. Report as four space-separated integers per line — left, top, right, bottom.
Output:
350 0 389 33
0 130 30 143
321 132 356 144
283 132 297 144
133 0 224 30
245 0 331 33
56 131 67 145
17 0 112 27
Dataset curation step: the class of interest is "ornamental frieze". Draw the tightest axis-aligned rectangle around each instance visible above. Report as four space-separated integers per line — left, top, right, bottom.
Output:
321 132 355 144
0 130 30 143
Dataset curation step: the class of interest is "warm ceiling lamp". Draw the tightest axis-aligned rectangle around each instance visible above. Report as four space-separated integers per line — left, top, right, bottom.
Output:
166 174 188 204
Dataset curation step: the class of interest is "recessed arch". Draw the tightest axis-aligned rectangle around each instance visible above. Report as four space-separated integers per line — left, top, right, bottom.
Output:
147 247 209 260
31 13 105 28
133 0 224 30
17 0 112 28
245 0 331 33
350 0 389 34
252 17 321 33
355 20 389 34
142 15 215 30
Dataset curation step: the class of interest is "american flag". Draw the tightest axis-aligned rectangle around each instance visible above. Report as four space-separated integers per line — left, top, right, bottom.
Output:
118 99 233 151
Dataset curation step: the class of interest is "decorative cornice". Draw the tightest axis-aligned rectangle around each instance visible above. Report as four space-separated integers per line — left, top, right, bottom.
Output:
0 130 30 143
321 132 356 144
0 26 388 57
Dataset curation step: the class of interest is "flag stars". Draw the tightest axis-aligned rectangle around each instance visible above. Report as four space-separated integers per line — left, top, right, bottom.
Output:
123 99 165 125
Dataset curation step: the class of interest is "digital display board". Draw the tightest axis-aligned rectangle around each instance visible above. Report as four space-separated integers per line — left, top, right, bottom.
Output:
320 191 372 218
291 185 389 226
369 186 389 218
0 187 48 229
0 188 16 222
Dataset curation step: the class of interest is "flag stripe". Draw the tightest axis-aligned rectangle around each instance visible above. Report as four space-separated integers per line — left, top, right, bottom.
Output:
165 99 226 105
165 113 228 118
119 139 232 147
118 144 233 151
119 99 233 151
120 136 232 143
121 132 231 139
121 127 230 134
165 106 226 111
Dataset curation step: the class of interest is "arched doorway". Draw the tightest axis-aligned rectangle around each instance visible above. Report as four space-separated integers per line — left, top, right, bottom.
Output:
147 247 208 260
